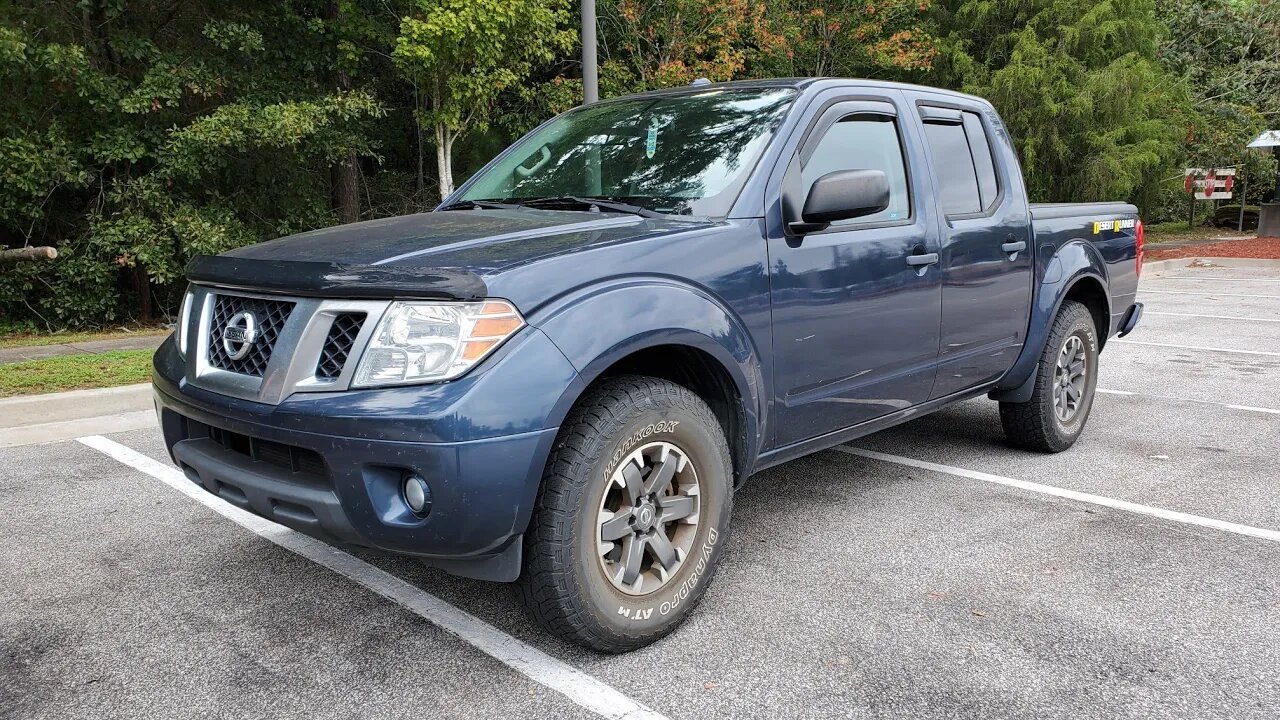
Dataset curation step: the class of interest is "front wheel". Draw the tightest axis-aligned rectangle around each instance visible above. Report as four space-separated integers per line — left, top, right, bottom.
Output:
515 375 733 653
1000 300 1100 452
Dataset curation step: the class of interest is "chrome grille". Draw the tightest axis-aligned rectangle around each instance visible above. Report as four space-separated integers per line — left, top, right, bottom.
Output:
315 313 366 380
184 285 386 404
207 294 295 377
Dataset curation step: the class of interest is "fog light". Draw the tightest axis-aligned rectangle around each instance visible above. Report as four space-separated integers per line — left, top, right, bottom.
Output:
403 474 431 515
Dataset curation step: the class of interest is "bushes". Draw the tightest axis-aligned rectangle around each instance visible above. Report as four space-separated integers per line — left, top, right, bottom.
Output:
3 0 1276 329
0 1 385 330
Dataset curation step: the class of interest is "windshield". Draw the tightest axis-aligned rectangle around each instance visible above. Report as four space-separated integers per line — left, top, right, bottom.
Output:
458 88 797 217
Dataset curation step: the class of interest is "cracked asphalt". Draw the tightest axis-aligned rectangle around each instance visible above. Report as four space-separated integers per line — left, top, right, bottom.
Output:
2 261 1278 719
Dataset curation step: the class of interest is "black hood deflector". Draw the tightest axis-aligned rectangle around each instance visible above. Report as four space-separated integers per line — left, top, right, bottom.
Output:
186 255 486 300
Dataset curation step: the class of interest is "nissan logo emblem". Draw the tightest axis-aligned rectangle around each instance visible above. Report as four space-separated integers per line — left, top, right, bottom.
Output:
222 311 258 361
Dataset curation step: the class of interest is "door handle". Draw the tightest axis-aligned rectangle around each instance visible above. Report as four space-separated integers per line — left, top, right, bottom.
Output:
906 251 939 276
1001 240 1026 260
906 252 939 266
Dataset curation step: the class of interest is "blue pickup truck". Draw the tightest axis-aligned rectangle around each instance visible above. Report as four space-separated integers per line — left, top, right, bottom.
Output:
155 78 1143 652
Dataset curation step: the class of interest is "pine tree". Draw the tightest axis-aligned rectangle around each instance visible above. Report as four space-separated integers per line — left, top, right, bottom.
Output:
931 0 1183 207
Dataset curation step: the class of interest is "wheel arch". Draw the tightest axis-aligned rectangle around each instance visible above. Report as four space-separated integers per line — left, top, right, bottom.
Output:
535 280 765 486
991 239 1111 403
1063 274 1110 351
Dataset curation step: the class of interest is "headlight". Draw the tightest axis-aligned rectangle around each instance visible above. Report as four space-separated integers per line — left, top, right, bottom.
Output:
176 288 193 359
353 300 524 387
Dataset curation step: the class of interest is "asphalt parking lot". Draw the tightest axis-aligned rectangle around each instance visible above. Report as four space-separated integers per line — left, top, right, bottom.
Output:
3 260 1278 720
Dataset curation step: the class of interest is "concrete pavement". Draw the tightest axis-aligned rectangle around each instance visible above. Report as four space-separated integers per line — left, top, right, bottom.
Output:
2 260 1277 719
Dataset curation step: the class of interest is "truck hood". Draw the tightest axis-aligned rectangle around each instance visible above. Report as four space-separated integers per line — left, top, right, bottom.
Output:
188 208 714 300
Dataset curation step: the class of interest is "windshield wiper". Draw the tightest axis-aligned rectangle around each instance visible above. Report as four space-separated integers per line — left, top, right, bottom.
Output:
437 199 520 211
513 196 667 219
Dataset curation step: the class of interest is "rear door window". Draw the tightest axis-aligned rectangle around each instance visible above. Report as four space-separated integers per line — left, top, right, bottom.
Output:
922 108 1000 216
922 121 981 215
962 112 999 208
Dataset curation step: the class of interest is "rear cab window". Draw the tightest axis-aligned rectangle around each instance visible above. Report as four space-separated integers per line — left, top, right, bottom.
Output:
920 106 1000 217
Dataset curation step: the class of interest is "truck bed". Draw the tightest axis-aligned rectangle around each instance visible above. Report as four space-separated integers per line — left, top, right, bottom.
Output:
1029 201 1141 338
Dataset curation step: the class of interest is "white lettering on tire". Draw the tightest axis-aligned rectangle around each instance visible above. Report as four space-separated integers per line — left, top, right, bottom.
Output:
658 526 718 617
608 421 680 470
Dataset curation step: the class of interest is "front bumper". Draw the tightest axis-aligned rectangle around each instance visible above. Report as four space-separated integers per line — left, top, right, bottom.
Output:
152 330 578 582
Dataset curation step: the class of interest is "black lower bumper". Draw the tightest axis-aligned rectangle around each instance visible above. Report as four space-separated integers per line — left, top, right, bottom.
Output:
172 429 360 544
154 382 557 582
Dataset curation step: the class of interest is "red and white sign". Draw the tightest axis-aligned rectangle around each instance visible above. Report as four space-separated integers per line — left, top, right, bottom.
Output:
1184 168 1235 200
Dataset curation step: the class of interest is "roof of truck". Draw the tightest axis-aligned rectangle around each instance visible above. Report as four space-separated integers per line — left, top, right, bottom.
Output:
617 77 990 106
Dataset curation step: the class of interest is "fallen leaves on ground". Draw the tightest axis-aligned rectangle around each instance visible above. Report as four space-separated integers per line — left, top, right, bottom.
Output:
1146 236 1280 261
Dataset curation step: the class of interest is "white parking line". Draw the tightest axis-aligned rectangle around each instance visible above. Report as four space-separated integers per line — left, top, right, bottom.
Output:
834 446 1280 544
77 435 667 720
1096 388 1280 415
1144 311 1280 323
1141 290 1280 299
1113 339 1280 357
1154 276 1280 282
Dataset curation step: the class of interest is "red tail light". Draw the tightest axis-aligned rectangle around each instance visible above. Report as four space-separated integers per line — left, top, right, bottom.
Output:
1135 219 1144 279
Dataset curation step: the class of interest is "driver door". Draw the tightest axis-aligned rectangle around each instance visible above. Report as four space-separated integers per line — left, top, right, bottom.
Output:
767 95 944 447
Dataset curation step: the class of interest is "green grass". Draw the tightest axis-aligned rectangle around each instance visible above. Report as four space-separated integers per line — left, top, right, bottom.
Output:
0 349 155 397
1142 221 1251 244
1144 220 1196 237
0 326 169 349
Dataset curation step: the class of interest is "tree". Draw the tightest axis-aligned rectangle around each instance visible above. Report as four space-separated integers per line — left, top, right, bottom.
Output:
1158 0 1279 212
0 1 386 326
752 0 937 80
394 0 574 199
595 0 771 91
931 0 1184 208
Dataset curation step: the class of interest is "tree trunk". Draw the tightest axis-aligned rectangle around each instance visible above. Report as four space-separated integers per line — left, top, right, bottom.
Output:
325 0 360 223
436 124 455 200
331 154 360 223
415 83 425 197
133 265 153 322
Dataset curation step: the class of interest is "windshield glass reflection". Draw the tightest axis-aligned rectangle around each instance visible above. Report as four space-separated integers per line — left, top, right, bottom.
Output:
460 88 797 217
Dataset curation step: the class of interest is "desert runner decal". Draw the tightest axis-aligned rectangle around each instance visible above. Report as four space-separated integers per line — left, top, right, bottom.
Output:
1093 218 1137 234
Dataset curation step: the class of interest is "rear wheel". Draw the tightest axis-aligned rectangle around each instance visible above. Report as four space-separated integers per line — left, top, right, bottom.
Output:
1000 300 1099 452
515 375 732 653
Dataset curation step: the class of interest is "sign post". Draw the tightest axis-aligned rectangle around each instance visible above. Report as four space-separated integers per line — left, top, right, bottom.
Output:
1239 168 1248 232
581 0 597 104
1184 168 1236 228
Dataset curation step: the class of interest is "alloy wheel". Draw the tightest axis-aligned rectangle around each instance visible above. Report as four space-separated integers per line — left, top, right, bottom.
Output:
596 441 701 595
1053 334 1087 422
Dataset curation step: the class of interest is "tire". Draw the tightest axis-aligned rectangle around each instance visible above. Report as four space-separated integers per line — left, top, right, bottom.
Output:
1000 300 1100 453
515 375 733 653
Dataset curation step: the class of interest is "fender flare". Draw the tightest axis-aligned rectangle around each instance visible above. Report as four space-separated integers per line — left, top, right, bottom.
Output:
990 240 1110 403
532 278 766 472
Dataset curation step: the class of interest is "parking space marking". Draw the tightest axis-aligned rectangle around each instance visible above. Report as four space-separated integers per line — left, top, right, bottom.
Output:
1096 388 1280 415
1112 339 1280 357
834 446 1280 544
1154 276 1280 283
1143 311 1280 323
76 435 668 720
1141 290 1280 299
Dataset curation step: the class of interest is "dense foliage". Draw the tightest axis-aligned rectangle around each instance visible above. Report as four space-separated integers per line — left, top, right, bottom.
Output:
2 0 1276 328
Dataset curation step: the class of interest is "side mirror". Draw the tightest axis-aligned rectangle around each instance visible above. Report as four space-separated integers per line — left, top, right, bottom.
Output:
788 169 890 235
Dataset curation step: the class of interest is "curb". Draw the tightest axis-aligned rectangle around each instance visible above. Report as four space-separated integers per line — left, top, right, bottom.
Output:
1144 257 1280 272
0 383 153 429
